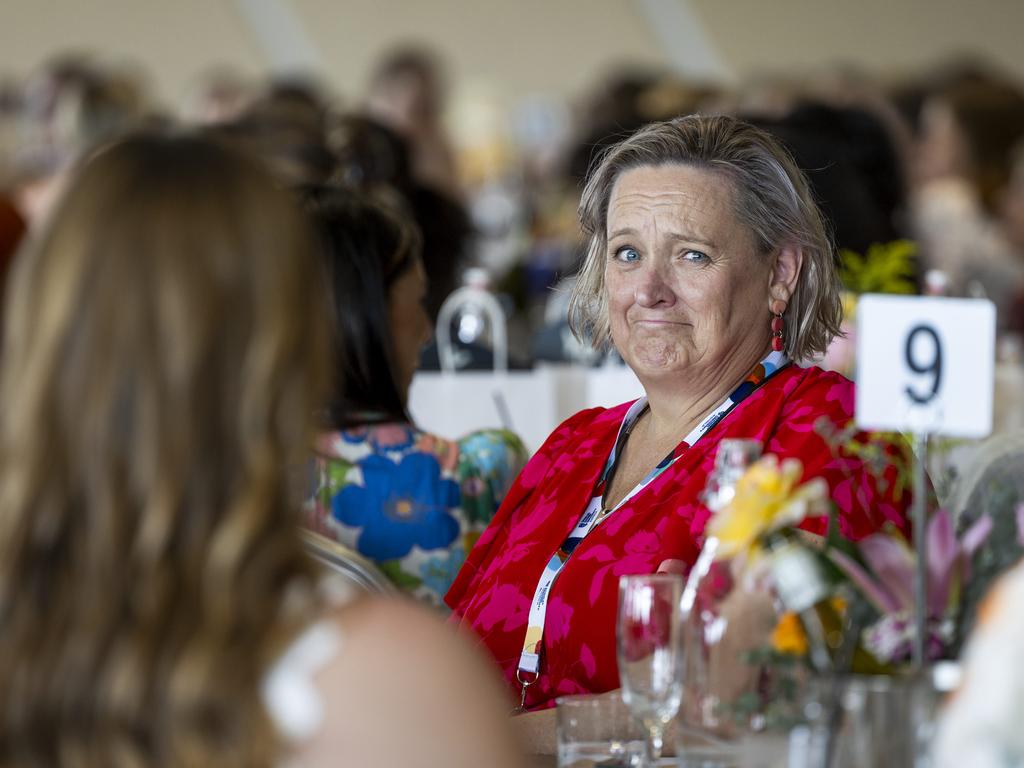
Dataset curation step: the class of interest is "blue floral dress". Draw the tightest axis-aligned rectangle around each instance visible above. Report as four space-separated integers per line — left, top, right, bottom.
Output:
305 422 528 608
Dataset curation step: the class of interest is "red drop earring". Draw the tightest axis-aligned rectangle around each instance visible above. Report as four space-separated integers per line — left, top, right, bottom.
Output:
770 302 785 352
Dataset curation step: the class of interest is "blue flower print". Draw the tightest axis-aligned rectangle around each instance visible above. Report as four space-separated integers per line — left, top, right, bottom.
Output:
334 452 460 561
339 426 370 445
340 423 415 452
419 548 467 598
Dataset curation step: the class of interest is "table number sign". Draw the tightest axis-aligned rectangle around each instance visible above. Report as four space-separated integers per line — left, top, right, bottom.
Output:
855 294 995 439
856 293 995 666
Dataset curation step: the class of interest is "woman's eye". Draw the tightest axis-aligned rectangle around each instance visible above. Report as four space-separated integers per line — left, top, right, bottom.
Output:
614 246 641 263
682 249 709 263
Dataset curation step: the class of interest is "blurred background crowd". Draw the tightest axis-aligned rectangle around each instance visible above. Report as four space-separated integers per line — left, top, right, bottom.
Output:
4 0 1024 375
3 3 1024 764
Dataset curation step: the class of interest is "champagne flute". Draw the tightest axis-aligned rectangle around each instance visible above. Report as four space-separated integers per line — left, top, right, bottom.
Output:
617 573 684 767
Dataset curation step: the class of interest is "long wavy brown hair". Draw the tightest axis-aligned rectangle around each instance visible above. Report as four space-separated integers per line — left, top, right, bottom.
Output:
0 133 328 766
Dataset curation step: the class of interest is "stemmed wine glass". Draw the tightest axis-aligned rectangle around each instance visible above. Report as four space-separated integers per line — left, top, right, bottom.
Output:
617 573 684 767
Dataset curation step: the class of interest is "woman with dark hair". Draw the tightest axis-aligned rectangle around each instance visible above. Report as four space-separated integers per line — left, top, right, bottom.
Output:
303 187 527 607
333 114 472 322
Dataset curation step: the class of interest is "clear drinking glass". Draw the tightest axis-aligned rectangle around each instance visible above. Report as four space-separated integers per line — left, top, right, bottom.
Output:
556 692 645 768
617 573 684 767
680 438 781 742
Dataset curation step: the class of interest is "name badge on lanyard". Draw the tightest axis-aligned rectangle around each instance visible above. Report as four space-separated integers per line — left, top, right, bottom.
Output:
512 351 788 712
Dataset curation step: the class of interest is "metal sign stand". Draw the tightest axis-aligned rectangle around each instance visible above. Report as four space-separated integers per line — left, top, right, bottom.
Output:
911 432 931 669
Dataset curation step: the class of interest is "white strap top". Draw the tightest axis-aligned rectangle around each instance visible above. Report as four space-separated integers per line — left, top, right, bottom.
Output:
263 620 344 746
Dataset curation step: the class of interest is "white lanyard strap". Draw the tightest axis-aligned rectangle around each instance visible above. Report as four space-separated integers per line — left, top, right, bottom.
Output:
515 352 789 697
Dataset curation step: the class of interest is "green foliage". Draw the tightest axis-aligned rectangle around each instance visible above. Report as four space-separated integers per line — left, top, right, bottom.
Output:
840 240 918 295
378 559 423 590
714 647 807 732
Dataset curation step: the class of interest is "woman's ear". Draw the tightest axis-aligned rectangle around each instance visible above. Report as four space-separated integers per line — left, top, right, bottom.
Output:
768 244 803 305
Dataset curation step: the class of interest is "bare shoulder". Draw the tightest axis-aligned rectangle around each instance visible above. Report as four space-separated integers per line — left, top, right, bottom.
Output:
295 598 528 768
330 597 502 674
333 595 452 643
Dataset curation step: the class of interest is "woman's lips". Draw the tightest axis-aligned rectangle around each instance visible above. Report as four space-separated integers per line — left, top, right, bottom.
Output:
633 318 689 326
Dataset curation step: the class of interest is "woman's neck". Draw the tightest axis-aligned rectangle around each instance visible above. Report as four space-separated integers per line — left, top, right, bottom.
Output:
640 344 772 445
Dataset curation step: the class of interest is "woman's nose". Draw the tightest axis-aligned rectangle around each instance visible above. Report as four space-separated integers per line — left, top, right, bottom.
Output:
634 262 676 308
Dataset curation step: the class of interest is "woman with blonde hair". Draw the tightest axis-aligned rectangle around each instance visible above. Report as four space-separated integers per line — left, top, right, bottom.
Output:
0 133 524 767
448 115 913 734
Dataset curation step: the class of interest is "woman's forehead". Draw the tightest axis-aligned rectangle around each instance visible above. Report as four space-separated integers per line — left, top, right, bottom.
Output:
606 164 739 234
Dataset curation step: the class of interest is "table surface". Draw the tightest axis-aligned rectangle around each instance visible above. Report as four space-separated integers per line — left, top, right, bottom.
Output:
529 732 791 767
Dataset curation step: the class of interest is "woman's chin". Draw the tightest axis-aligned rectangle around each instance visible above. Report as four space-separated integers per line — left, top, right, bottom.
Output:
625 353 691 381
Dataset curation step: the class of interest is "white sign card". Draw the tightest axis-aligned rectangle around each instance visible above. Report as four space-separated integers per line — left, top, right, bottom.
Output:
855 294 995 438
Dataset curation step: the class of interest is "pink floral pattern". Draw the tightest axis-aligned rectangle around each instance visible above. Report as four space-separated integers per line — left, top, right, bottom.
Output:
447 365 912 710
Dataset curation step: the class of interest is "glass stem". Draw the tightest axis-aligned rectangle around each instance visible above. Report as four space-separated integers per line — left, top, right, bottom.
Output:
646 723 664 764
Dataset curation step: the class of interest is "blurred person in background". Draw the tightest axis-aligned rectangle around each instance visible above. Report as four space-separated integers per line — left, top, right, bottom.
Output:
223 104 491 371
447 116 912 741
212 78 338 188
748 100 915 375
302 186 527 607
330 115 528 371
997 141 1024 336
565 68 717 190
9 55 151 229
0 132 525 768
749 101 909 258
365 44 459 196
907 63 1024 324
184 67 254 125
333 114 472 324
936 557 1024 765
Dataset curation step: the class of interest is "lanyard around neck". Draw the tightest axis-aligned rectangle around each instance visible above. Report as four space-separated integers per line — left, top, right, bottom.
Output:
513 351 789 707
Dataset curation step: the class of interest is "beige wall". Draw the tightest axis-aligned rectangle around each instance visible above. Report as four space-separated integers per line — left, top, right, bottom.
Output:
3 1 266 102
691 0 1024 83
3 0 1024 118
2 0 668 110
296 0 667 107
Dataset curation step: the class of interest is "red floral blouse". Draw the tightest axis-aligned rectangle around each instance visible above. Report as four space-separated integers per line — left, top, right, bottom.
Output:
446 365 912 711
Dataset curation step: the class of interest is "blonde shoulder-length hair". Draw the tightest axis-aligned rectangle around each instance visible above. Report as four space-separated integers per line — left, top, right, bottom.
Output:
568 114 842 361
0 133 328 767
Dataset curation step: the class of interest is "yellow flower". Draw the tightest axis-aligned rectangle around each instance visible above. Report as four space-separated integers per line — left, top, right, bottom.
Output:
772 612 808 656
841 291 858 322
771 598 847 657
706 455 829 560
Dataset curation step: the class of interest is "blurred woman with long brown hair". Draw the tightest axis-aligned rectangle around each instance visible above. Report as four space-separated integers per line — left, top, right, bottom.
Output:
0 132 525 768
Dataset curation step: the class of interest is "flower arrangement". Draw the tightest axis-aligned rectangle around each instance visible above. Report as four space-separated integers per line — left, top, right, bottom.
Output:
790 508 992 666
687 439 1024 736
708 453 1011 671
705 454 830 560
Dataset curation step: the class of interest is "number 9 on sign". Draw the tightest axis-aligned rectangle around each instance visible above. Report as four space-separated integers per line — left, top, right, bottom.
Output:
903 325 942 405
856 295 994 438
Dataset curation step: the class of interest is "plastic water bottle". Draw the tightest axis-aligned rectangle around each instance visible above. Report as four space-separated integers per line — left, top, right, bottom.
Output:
454 268 492 347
